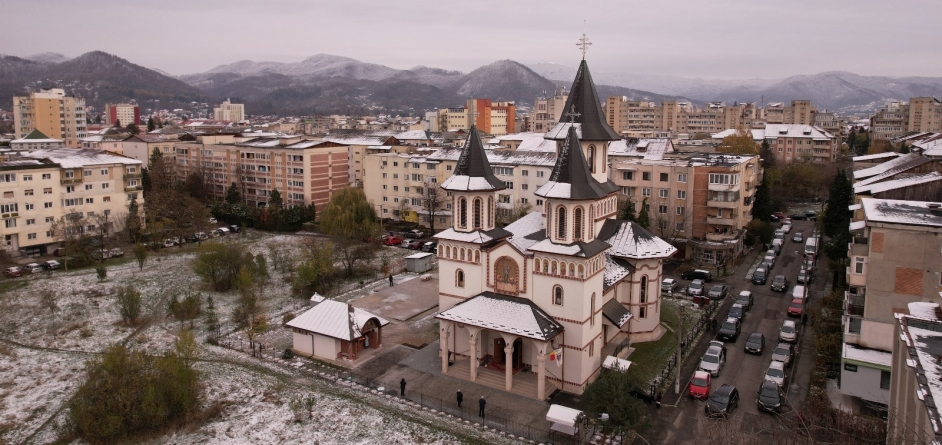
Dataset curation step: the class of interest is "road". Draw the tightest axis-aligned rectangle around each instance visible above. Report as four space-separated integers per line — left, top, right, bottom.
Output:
640 219 826 444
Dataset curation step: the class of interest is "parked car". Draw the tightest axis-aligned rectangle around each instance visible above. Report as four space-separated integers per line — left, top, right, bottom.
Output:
752 266 769 285
765 360 788 388
401 239 422 249
771 275 788 292
53 247 66 257
43 260 60 270
788 213 807 221
763 250 776 269
779 320 799 343
384 235 403 246
94 249 111 260
745 332 765 355
770 240 782 256
717 317 741 342
805 211 817 220
781 224 792 234
217 228 230 236
791 285 807 301
163 238 178 248
772 212 784 221
797 268 812 285
420 241 438 252
708 284 728 300
773 230 784 241
735 291 754 310
772 342 795 368
208 217 218 224
24 263 43 274
757 380 785 413
689 370 712 400
688 279 705 297
727 304 746 323
698 341 727 377
4 266 22 278
793 232 804 243
210 229 225 238
110 248 124 257
705 384 740 418
787 299 805 317
661 278 678 294
407 229 424 238
228 225 241 233
681 269 713 282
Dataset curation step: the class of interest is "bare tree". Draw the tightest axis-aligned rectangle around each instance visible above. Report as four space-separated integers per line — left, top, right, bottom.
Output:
420 180 447 234
50 211 95 268
497 199 533 226
650 200 691 243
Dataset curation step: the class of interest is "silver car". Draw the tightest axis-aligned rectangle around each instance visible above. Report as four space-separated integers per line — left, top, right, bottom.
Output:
698 342 727 377
772 343 794 368
765 360 788 388
779 320 798 343
688 279 705 296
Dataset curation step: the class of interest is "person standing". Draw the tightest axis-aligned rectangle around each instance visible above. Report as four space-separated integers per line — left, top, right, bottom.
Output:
389 274 394 287
479 396 486 418
400 378 406 396
456 389 463 407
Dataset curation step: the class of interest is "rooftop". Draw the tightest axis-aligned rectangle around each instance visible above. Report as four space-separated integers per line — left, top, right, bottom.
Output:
598 219 678 260
607 138 674 160
535 126 617 200
861 198 942 228
439 126 505 192
22 148 141 168
287 297 389 341
436 291 563 341
897 303 942 442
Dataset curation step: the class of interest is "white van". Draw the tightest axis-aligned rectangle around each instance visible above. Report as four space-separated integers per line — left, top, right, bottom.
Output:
791 285 806 301
804 237 818 257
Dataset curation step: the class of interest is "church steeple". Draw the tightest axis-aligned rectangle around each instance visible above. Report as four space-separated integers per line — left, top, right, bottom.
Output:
440 125 504 233
547 60 620 142
536 126 613 200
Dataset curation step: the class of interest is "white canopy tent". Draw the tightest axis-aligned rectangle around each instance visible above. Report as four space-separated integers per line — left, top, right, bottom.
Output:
546 404 583 436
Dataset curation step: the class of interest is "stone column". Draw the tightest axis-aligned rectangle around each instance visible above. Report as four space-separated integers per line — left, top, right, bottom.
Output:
469 332 479 381
504 344 514 391
441 326 451 374
537 349 547 400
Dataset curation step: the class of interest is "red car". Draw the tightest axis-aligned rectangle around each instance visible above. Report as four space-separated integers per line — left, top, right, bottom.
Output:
787 298 804 317
383 235 403 246
689 370 711 400
4 266 22 278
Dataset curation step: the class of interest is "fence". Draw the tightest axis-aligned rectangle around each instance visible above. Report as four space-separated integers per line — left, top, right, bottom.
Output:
647 299 720 398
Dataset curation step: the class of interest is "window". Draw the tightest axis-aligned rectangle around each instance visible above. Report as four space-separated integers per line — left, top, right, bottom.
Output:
24 189 33 196
4 219 14 228
456 270 465 288
25 204 33 210
84 170 92 177
574 207 584 241
588 340 594 357
22 175 32 181
85 198 94 204
382 173 387 178
622 171 634 180
588 146 596 173
521 170 529 176
659 173 669 182
44 202 53 209
659 189 669 198
100 169 108 175
473 198 482 229
658 204 667 214
642 172 651 181
0 174 15 182
27 233 36 240
64 171 74 179
0 204 18 213
45 216 53 223
102 183 110 189
42 174 51 180
537 171 544 178
556 206 567 239
640 276 647 303
677 206 685 215
854 257 865 274
642 188 651 197
709 174 739 185
677 190 686 199
26 219 35 225
404 187 410 192
677 174 687 183
536 199 543 206
446 165 452 171
85 184 93 190
43 188 52 194
494 167 513 176
503 181 513 189
553 286 563 305
128 180 138 187
590 294 596 326
66 186 75 193
521 184 528 190
880 370 891 390
458 198 467 228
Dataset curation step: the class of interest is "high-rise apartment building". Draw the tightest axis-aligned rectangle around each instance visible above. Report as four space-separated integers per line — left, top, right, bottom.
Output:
765 100 816 125
13 88 88 148
213 99 245 123
529 87 568 132
437 99 516 135
870 97 942 141
604 98 755 137
103 103 140 126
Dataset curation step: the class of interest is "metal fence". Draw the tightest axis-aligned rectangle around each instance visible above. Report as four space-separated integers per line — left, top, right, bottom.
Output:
647 299 720 398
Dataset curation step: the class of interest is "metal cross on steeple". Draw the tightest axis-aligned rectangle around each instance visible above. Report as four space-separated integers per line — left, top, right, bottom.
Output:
564 104 581 123
576 33 592 60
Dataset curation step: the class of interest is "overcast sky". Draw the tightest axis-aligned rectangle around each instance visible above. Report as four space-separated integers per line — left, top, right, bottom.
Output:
4 0 940 79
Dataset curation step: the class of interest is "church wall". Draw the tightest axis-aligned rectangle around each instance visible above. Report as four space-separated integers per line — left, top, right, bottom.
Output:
620 258 664 335
483 243 530 300
437 243 485 313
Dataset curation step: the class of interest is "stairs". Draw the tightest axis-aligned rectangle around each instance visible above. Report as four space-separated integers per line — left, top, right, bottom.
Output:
447 359 556 400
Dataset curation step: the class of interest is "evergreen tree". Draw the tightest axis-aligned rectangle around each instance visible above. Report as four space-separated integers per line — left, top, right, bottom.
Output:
126 123 140 135
846 127 857 153
637 198 650 228
760 140 776 171
147 117 156 132
269 189 284 209
225 182 242 204
113 119 121 128
823 169 853 238
620 199 637 222
751 174 772 222
126 197 142 243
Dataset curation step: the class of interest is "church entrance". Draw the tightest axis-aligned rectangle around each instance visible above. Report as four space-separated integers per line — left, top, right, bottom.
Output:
492 338 522 370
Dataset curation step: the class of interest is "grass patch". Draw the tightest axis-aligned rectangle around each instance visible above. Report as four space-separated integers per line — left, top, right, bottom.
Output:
627 299 705 386
0 278 29 295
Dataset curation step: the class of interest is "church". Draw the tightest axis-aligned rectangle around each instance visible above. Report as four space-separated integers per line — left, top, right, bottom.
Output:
433 57 677 399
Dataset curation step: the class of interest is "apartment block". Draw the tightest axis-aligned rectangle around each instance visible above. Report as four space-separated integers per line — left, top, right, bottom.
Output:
907 97 942 133
103 103 140 126
9 129 65 151
122 134 177 167
870 98 942 141
871 105 907 141
765 100 816 125
759 124 838 163
213 99 245 123
604 98 756 137
608 139 759 262
529 87 568 132
437 99 516 135
13 88 88 148
842 198 942 407
173 134 349 209
0 148 144 255
889 301 942 445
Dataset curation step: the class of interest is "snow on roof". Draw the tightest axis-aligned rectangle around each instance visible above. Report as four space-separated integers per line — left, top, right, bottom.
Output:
601 297 632 327
323 136 390 146
434 227 511 244
853 153 924 181
842 342 892 368
534 181 572 199
861 198 942 228
711 129 764 142
437 292 563 341
405 252 432 259
287 299 389 341
852 152 901 162
544 122 582 140
237 138 282 148
897 308 942 441
760 124 834 140
428 147 557 167
439 176 502 191
607 138 674 160
599 219 677 260
859 172 942 196
527 237 609 258
22 148 141 168
849 204 862 211
546 404 583 427
602 356 633 371
849 220 866 231
396 130 430 140
504 211 545 254
603 254 635 290
909 302 941 321
487 132 546 143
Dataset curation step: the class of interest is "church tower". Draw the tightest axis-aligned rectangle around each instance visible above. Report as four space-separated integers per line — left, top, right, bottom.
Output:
440 125 505 233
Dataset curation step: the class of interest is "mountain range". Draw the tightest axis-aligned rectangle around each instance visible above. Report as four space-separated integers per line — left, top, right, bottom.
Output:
2 50 941 119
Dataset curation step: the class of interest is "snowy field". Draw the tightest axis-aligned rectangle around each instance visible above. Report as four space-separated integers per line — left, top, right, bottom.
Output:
0 232 510 444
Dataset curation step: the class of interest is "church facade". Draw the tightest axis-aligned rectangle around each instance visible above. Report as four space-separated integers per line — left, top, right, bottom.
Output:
434 59 677 398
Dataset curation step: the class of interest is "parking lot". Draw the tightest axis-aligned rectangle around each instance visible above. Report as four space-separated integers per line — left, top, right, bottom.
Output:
644 218 824 443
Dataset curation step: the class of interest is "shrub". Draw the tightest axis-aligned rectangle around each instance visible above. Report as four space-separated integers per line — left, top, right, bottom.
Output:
191 243 253 291
282 348 295 360
115 285 142 325
95 265 107 282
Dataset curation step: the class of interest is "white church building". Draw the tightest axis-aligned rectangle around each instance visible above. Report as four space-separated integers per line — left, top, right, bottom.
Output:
434 59 677 399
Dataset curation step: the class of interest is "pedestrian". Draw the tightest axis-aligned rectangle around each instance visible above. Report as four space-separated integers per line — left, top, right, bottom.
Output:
655 392 662 408
400 378 406 396
456 389 463 407
479 396 486 418
711 319 717 333
389 274 394 287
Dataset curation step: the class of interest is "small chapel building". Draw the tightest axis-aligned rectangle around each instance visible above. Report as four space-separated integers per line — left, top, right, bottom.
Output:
434 58 677 399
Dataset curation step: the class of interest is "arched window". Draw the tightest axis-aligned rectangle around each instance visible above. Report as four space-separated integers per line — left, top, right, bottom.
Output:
574 207 584 241
569 263 575 277
590 293 596 326
437 245 443 256
553 286 563 306
556 206 567 240
588 145 596 173
473 198 482 229
543 260 549 273
552 261 558 275
640 276 647 303
578 264 584 278
534 259 541 272
460 248 466 261
458 198 467 228
487 196 494 228
474 250 480 263
456 269 465 288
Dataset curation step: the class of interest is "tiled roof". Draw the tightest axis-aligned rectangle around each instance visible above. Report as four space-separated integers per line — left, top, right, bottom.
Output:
535 126 617 200
546 60 620 142
440 126 505 192
601 298 632 328
598 219 677 259
437 292 563 341
286 298 389 341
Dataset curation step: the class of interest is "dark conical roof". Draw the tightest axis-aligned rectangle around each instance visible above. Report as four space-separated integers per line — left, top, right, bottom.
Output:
548 60 620 141
535 126 613 200
440 125 505 192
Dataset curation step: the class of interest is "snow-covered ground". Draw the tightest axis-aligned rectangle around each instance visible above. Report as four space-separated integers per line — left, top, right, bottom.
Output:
0 232 508 444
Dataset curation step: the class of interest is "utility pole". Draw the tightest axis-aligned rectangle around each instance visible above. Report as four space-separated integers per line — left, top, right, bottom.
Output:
675 303 685 394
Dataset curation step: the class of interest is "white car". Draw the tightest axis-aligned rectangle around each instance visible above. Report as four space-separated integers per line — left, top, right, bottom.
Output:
698 341 727 377
763 250 776 269
781 224 792 234
24 263 43 274
208 217 218 224
688 279 705 297
661 278 678 294
765 360 788 388
779 320 798 343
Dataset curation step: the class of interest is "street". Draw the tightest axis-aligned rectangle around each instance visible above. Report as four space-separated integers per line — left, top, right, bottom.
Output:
640 219 825 444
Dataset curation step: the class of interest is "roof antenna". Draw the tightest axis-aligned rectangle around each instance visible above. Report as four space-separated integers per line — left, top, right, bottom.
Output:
577 25 592 60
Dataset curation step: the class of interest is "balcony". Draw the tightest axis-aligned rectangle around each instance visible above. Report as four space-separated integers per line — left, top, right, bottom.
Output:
125 185 142 192
844 316 862 345
846 267 867 287
706 216 736 226
706 232 738 242
708 199 740 209
60 177 83 185
708 183 738 192
125 173 143 180
845 292 865 317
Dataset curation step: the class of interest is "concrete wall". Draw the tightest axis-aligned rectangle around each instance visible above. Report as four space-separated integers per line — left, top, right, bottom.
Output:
840 361 889 405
